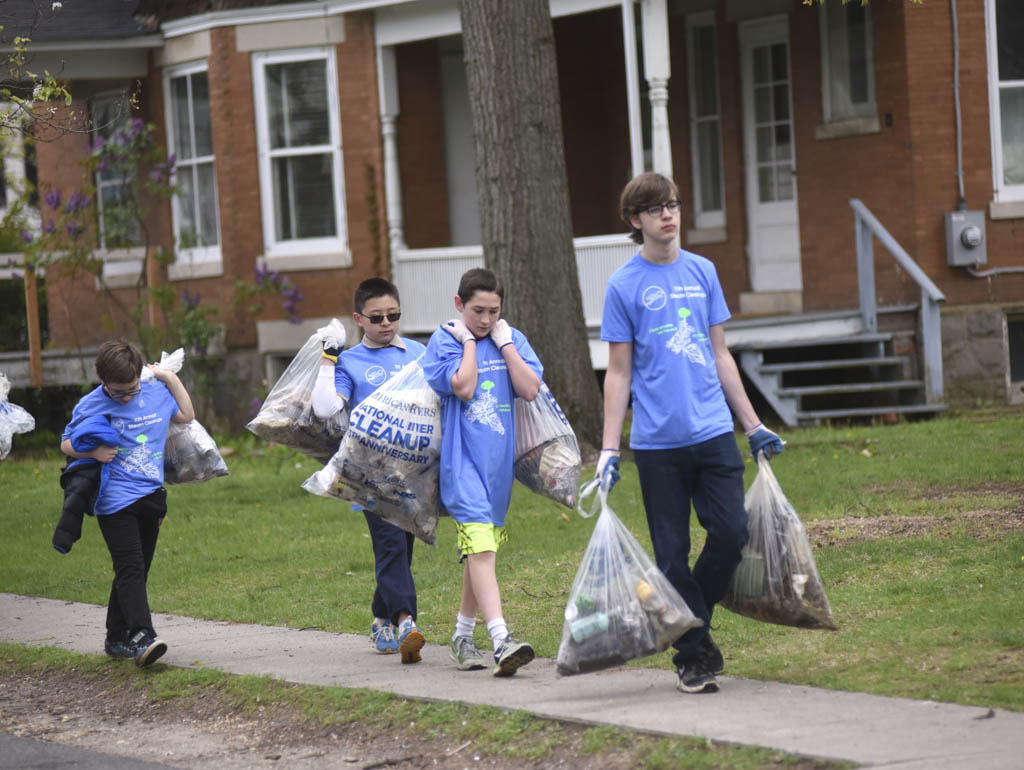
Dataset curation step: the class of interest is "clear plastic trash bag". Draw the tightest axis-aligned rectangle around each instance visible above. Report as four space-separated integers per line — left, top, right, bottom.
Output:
556 481 702 675
721 454 837 630
513 383 582 508
142 349 229 485
247 320 348 463
302 358 441 546
0 372 35 460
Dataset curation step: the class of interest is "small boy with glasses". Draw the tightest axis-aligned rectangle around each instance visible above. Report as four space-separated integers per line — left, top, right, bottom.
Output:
60 339 195 667
597 172 785 694
311 277 427 663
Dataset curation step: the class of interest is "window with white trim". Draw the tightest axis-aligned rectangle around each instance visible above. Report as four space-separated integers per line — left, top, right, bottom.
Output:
819 0 876 123
252 48 348 265
686 12 725 230
987 0 1024 202
165 63 221 276
90 93 141 250
0 108 37 218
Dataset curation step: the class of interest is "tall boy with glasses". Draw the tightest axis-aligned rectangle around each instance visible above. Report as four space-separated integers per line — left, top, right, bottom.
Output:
311 277 427 663
597 172 785 693
60 339 195 666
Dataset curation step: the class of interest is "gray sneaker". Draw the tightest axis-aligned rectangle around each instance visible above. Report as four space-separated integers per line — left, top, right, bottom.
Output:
450 635 487 671
493 634 534 677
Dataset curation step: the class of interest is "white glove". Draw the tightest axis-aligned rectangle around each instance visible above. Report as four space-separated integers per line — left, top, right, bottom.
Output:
442 318 474 345
490 319 513 349
317 318 346 361
595 449 621 492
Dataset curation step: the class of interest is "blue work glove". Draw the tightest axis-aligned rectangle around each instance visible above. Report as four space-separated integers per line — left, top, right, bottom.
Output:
595 449 621 492
747 424 785 460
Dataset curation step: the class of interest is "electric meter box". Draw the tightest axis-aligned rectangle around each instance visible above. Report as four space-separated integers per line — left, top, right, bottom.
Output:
944 210 987 267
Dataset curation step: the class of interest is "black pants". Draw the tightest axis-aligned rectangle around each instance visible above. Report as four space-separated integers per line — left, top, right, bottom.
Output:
96 488 167 642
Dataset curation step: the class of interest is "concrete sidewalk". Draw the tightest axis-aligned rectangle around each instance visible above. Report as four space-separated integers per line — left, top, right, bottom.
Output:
2 593 1020 769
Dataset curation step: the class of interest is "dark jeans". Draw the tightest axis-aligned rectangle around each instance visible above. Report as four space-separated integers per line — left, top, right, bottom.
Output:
96 488 167 642
364 511 417 625
634 432 747 666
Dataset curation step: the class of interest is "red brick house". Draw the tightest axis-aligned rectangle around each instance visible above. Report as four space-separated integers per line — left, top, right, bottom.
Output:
2 0 1022 427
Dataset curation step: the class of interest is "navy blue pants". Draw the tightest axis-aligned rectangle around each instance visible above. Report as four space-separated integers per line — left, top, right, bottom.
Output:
363 511 417 625
96 488 166 643
634 432 748 666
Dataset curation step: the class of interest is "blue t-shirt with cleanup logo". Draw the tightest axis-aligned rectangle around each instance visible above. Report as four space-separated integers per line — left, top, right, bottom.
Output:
422 327 543 526
334 338 427 407
61 381 180 516
601 249 734 450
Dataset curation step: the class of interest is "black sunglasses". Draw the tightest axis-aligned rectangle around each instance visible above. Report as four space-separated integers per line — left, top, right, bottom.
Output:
357 311 402 325
103 384 142 399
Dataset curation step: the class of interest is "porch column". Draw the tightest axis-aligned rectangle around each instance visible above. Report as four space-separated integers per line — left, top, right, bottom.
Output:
377 45 407 260
641 0 672 178
621 0 644 177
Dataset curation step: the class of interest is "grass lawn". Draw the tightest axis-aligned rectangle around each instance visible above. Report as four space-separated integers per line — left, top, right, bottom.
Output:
2 407 1022 712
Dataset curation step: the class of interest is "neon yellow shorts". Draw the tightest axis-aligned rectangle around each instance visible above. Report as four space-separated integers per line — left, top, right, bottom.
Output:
454 521 508 557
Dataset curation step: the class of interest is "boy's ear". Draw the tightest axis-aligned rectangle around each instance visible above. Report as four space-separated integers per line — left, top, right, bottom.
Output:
454 295 464 313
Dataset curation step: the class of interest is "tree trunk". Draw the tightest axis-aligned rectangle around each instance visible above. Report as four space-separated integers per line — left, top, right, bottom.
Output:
458 0 603 452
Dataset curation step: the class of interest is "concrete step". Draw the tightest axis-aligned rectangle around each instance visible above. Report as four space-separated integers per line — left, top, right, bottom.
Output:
779 379 924 397
759 355 909 374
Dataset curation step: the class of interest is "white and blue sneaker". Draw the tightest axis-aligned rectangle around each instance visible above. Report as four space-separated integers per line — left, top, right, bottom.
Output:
493 633 534 677
371 621 399 654
396 618 424 664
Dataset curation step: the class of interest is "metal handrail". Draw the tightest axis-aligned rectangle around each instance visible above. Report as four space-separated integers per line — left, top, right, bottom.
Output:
849 198 945 402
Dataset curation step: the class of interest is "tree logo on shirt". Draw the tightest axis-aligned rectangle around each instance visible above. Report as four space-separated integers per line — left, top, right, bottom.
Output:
365 365 387 387
666 307 706 366
465 379 505 434
120 432 161 480
642 285 667 311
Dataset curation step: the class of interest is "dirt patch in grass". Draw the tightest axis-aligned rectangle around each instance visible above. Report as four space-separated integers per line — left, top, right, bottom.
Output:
805 509 1024 549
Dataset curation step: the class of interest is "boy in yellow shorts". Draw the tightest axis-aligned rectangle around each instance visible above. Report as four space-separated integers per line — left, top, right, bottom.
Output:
422 268 543 676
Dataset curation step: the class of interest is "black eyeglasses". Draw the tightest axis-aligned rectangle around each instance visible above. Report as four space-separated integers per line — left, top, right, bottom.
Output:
103 384 141 399
640 200 681 217
357 311 402 325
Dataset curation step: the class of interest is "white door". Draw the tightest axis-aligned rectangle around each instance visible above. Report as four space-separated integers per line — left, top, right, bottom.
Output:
739 17 802 293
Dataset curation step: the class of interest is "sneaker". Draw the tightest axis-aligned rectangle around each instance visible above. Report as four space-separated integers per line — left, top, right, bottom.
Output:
449 636 487 671
131 631 167 668
493 634 535 677
397 619 425 664
371 621 399 654
104 634 135 660
676 657 719 694
699 633 725 675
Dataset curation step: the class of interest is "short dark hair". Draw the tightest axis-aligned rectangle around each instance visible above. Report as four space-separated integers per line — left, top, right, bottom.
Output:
620 172 680 245
457 268 504 304
95 339 143 384
353 277 400 314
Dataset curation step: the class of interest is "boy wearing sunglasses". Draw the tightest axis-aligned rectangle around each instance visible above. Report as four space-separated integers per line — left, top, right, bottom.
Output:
311 278 427 663
59 339 195 667
421 268 543 677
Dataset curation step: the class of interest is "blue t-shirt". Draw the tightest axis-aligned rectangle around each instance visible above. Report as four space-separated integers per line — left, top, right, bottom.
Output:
601 249 735 450
61 381 180 515
422 327 543 526
335 338 427 407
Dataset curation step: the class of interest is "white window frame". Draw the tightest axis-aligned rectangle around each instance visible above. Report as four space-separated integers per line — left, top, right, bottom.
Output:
90 91 144 287
163 60 223 279
986 0 1024 207
251 47 350 270
686 11 726 232
818 0 877 125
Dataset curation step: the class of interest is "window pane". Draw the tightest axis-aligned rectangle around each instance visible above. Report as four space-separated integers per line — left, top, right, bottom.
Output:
775 124 791 160
777 164 794 200
177 165 198 248
693 26 718 117
996 0 1024 81
696 122 722 212
170 76 192 160
756 126 772 163
773 84 789 121
845 2 869 104
100 183 140 247
192 72 213 158
272 154 336 240
753 47 771 85
197 162 219 246
1000 87 1024 185
758 166 775 203
266 60 329 149
771 44 787 82
754 85 771 123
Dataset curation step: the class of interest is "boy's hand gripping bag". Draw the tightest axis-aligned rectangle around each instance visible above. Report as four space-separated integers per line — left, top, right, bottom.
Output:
721 454 838 630
513 383 582 508
302 358 441 546
247 319 348 463
142 349 229 485
0 372 35 460
556 480 702 676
